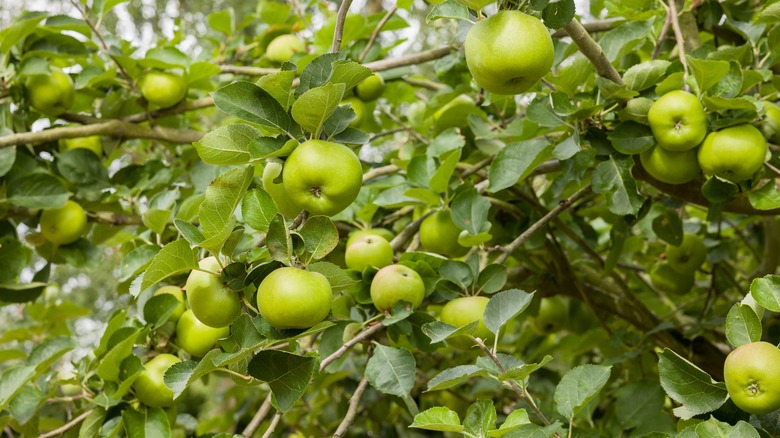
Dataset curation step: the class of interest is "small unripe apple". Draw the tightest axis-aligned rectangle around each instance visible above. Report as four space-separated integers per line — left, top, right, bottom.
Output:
176 309 230 357
139 71 188 108
342 97 367 128
344 235 394 271
154 285 186 322
266 34 306 63
59 136 103 156
262 161 302 219
185 257 241 328
39 200 89 246
439 296 493 349
698 124 768 183
355 74 385 101
370 264 425 311
256 267 333 329
134 354 180 408
27 68 75 116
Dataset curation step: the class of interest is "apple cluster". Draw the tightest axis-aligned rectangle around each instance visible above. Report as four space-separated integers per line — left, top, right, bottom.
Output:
649 233 706 296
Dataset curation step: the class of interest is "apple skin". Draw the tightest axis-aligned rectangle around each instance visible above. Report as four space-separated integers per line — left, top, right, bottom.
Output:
266 34 305 63
665 234 706 274
432 95 485 135
724 341 780 415
139 71 188 108
647 90 707 152
355 74 385 101
419 210 468 257
262 161 302 219
346 228 395 248
185 257 241 328
176 309 230 357
639 146 700 185
531 296 568 335
370 264 425 311
256 267 332 329
344 235 394 272
439 296 493 349
698 124 767 183
762 102 780 143
154 285 186 322
27 68 74 116
134 354 180 408
649 263 695 295
40 200 88 246
282 140 363 217
59 136 102 156
464 10 554 95
341 97 366 128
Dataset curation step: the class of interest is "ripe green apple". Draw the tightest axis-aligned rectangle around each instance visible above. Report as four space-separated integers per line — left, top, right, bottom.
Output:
440 296 493 349
370 264 425 311
419 210 468 257
698 124 768 183
346 228 395 248
639 145 700 185
724 341 780 415
58 136 103 156
176 309 230 357
355 74 385 101
40 200 88 246
432 95 485 135
761 102 780 143
647 90 707 152
139 71 188 108
266 34 305 63
464 10 554 95
256 267 332 329
341 97 366 128
185 257 241 328
134 354 180 408
154 285 186 322
665 234 706 274
27 68 75 116
262 160 302 218
344 234 394 271
649 262 695 295
282 140 363 216
531 296 568 335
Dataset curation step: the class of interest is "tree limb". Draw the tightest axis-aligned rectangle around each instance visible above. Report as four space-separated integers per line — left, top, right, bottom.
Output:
39 410 92 438
320 322 385 372
552 19 624 38
333 374 370 437
359 6 398 63
564 20 623 85
332 0 354 53
242 393 273 437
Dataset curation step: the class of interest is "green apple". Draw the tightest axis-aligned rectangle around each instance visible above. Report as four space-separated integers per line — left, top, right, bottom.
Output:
344 234 393 271
256 267 332 329
262 160 302 219
531 296 568 335
697 124 767 182
464 11 554 95
176 309 230 357
134 354 180 408
355 74 385 101
419 210 468 257
639 145 700 185
346 228 395 248
370 264 425 311
139 71 188 108
724 341 780 415
266 34 305 63
648 90 707 152
649 262 695 295
439 296 493 349
58 136 102 156
432 95 485 135
39 200 88 246
665 234 706 274
342 97 366 128
185 257 241 328
761 102 780 143
26 68 75 116
154 285 186 322
282 140 363 216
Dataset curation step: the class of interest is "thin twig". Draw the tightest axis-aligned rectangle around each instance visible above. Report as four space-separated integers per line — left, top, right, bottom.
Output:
333 374 370 437
39 410 93 438
564 20 623 85
363 165 399 183
551 19 624 38
359 7 398 63
667 0 689 84
261 412 282 438
652 12 672 60
389 211 435 252
332 0 355 53
242 393 273 437
320 322 385 372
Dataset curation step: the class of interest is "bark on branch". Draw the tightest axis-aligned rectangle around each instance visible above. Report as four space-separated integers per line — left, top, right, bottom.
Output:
564 20 624 85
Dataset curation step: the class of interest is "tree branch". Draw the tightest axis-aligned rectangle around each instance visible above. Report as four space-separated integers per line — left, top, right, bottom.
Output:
667 0 689 83
332 0 355 53
552 19 624 38
261 412 282 438
333 374 370 437
390 210 435 252
320 322 385 372
564 20 623 85
363 164 399 183
242 393 273 437
39 410 92 438
359 6 398 63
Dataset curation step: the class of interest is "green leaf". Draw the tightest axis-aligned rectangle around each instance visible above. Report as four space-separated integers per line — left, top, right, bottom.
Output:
122 406 171 438
211 81 292 134
241 188 278 232
78 407 107 438
678 417 760 438
725 303 762 348
429 149 461 194
296 52 345 98
0 147 15 177
329 60 373 91
366 344 416 397
554 364 612 419
427 365 487 391
749 275 780 312
164 350 221 398
173 219 204 247
757 2 780 23
266 215 293 265
608 121 655 154
247 350 317 412
488 139 554 192
0 11 47 54
24 33 89 58
410 407 463 432
291 83 346 137
477 264 507 294
652 209 683 246
498 355 553 382
489 409 531 436
657 348 728 419
613 380 665 431
451 189 490 239
307 261 361 292
207 8 234 34
599 19 654 62
0 282 46 304
7 173 69 209
299 216 339 263
142 294 181 329
57 149 110 190
426 0 470 23
541 0 575 29
194 124 258 165
687 57 730 94
593 155 643 216
27 336 75 372
0 366 36 410
249 137 297 161
199 167 253 250
748 182 780 210
484 289 535 335
9 386 43 425
97 327 145 381
257 69 296 111
140 46 189 69
623 60 671 91
463 399 497 437
140 239 198 292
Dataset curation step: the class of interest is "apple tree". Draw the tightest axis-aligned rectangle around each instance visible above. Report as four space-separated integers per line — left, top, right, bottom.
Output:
2 0 780 436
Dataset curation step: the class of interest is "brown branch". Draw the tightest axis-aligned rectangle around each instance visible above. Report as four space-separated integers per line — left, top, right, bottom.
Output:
552 19 624 38
564 20 623 85
652 12 672 60
332 0 355 53
242 393 273 437
363 164 399 183
261 412 282 438
333 374 370 437
390 210 435 252
218 65 281 76
667 0 689 83
359 6 398 63
366 46 455 72
39 410 92 438
123 97 216 123
403 77 446 91
320 322 385 372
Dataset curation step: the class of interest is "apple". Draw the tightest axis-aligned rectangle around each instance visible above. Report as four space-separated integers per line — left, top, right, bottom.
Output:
59 135 103 156
266 34 305 63
761 102 780 143
185 257 241 328
419 210 468 257
39 200 88 246
154 285 186 322
341 97 366 128
432 95 485 135
439 296 493 349
724 341 780 415
344 234 394 271
26 68 75 116
256 267 332 329
134 354 180 408
530 296 568 335
649 262 695 295
355 74 385 101
176 309 230 357
370 264 425 311
665 234 706 274
464 10 554 95
262 160 302 219
282 140 363 216
647 90 707 152
638 145 700 185
698 124 768 183
346 228 395 248
139 71 188 108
